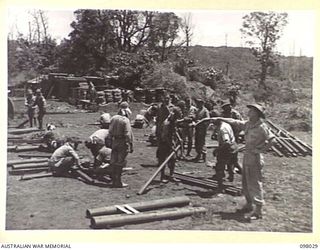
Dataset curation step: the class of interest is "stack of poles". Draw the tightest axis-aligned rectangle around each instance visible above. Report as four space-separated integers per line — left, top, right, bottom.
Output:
86 196 207 229
7 158 50 175
265 119 312 158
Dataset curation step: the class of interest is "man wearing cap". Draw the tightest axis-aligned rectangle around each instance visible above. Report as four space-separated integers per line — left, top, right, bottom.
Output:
221 102 243 173
24 89 36 127
48 138 81 176
155 95 172 142
34 89 47 129
209 103 275 220
85 113 112 167
107 109 134 188
210 110 238 190
118 101 132 118
193 98 210 162
157 105 182 182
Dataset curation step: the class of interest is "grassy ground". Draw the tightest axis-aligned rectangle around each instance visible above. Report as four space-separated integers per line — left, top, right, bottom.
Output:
6 99 312 231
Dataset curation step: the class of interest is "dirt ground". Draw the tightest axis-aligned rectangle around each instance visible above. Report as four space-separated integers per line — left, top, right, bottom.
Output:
6 99 312 231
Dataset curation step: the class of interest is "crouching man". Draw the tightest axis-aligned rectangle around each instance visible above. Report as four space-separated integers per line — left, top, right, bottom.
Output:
48 138 81 176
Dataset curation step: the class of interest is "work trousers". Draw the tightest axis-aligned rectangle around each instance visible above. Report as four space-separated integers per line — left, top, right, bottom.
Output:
48 156 75 176
37 109 45 129
242 152 265 206
194 127 207 155
110 138 128 185
157 140 176 178
27 109 35 127
180 126 194 155
215 151 236 184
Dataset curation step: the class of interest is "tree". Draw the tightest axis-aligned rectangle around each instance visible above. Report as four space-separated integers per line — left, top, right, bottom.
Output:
181 13 194 53
240 12 288 89
149 12 181 61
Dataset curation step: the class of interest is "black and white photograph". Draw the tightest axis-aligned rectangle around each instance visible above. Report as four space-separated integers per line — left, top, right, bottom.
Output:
4 3 317 240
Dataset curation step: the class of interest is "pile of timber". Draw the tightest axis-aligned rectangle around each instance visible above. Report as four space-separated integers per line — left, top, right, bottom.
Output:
172 172 242 196
7 158 50 175
86 196 207 229
266 119 312 158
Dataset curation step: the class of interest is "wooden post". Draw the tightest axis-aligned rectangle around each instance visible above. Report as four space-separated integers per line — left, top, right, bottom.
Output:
90 206 207 229
86 196 190 218
137 144 181 195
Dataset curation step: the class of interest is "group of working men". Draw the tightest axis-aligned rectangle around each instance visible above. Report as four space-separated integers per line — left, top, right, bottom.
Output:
25 88 47 129
43 91 275 221
153 94 276 220
48 101 133 188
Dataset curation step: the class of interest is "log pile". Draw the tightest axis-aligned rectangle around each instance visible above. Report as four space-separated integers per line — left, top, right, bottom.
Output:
86 196 207 229
265 119 312 158
7 158 50 175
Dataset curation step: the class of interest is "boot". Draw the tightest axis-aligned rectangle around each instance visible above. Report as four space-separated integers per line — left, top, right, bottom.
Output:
246 204 263 220
202 152 207 162
38 118 43 130
160 169 168 183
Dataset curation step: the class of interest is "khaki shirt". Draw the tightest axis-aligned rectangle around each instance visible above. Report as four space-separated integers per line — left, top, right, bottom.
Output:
217 122 235 146
231 119 274 153
50 143 79 162
108 115 133 143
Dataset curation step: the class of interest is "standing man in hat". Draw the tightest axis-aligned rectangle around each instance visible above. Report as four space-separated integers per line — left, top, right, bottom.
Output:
107 108 134 188
34 89 47 129
155 94 172 142
193 98 210 162
25 88 36 127
208 103 275 220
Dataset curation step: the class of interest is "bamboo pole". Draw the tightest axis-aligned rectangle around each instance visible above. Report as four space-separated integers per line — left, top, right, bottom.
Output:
9 167 49 175
86 196 190 218
20 172 53 180
8 127 42 134
90 206 207 229
12 162 49 170
15 145 40 152
137 144 181 195
7 158 48 166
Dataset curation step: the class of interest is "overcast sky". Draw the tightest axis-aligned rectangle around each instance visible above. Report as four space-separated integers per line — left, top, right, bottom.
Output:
7 9 315 57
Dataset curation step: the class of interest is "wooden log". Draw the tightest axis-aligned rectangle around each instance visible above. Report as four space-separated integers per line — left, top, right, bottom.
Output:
12 162 49 170
7 158 48 166
73 169 94 184
7 138 43 144
8 127 41 135
20 172 53 180
9 167 49 175
137 144 181 195
7 146 17 152
8 135 24 140
270 146 283 157
15 145 40 152
172 173 241 196
90 206 207 229
18 154 51 158
86 196 190 218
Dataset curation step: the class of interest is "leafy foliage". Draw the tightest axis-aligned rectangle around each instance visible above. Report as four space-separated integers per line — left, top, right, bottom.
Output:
241 12 288 89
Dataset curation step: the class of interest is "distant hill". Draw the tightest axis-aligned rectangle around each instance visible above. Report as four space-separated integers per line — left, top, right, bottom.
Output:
189 45 313 88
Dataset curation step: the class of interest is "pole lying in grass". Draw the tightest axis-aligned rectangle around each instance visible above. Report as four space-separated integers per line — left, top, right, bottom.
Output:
7 158 48 166
9 167 49 175
18 154 51 158
90 206 207 229
15 145 40 152
86 196 190 218
20 172 53 181
137 144 181 195
12 162 49 170
8 127 42 135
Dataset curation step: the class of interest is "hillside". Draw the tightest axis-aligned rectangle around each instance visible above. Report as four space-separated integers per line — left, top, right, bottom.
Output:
189 45 313 88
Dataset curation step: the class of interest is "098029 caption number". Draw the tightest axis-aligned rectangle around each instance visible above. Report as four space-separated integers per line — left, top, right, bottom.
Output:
300 244 318 248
